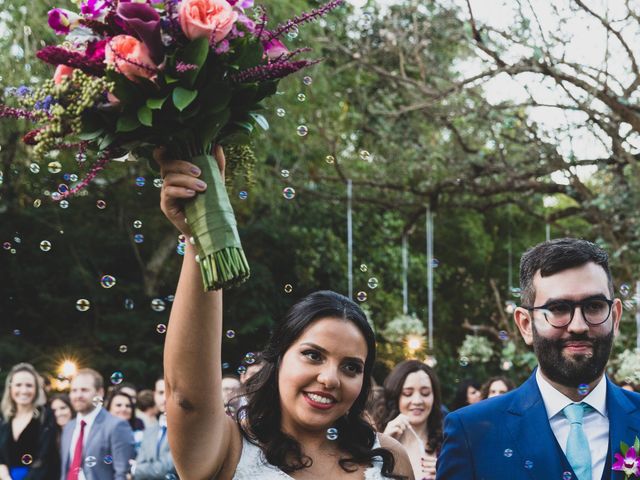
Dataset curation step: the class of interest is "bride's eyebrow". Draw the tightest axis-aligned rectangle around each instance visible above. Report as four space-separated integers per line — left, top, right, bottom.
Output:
299 342 365 365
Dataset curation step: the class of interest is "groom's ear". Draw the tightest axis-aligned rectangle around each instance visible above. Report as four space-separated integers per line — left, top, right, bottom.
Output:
514 307 534 346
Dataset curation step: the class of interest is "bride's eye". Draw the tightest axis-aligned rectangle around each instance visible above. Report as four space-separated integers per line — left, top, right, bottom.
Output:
302 350 321 362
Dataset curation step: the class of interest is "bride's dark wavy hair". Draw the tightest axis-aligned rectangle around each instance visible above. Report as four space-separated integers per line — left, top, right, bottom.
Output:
237 290 404 479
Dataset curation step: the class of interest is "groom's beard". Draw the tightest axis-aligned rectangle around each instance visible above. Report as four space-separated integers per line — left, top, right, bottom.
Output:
532 323 614 388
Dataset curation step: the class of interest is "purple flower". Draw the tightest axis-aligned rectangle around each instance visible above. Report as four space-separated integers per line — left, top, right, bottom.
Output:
215 39 230 54
116 1 164 63
226 0 254 8
80 0 110 19
36 46 106 76
262 36 288 60
16 86 32 97
613 446 640 477
237 14 256 34
48 8 80 35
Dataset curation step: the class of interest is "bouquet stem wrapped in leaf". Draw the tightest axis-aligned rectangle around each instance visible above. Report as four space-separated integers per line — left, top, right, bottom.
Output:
185 154 249 290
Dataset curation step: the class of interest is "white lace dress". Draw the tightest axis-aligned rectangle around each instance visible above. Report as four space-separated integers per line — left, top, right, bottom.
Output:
232 434 387 480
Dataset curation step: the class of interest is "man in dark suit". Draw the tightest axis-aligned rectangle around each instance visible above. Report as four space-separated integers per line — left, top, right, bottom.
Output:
60 368 135 480
437 238 640 480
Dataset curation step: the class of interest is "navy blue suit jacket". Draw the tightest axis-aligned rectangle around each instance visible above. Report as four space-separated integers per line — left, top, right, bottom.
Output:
436 372 640 480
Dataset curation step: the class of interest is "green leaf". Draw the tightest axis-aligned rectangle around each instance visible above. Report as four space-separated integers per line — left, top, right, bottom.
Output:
621 441 630 456
234 121 254 134
179 37 210 87
77 130 104 141
199 108 231 150
634 436 640 453
172 87 197 112
107 72 138 105
116 114 141 133
137 105 153 127
236 40 264 70
98 133 115 151
165 74 179 84
146 97 168 110
249 112 269 131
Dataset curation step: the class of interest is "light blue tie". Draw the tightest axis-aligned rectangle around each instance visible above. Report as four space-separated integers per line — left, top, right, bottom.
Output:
563 403 592 480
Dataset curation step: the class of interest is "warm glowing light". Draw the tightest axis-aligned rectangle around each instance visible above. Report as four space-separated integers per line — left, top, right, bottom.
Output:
59 360 77 378
406 335 423 351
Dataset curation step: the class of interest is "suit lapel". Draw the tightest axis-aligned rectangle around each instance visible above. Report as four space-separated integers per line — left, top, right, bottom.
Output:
84 409 105 456
504 373 568 480
63 418 77 473
606 378 640 480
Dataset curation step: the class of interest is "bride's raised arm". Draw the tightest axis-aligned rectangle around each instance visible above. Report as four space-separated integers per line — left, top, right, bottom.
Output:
159 146 242 479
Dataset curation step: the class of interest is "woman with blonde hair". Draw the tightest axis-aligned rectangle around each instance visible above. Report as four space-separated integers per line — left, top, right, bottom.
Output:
0 363 58 480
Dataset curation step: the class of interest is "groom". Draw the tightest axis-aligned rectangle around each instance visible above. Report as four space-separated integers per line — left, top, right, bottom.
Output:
436 238 640 480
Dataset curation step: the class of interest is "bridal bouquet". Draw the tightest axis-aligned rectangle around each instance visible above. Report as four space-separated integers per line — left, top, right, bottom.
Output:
1 0 342 290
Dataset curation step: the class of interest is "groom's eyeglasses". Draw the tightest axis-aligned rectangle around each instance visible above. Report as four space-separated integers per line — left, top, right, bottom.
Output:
521 296 614 328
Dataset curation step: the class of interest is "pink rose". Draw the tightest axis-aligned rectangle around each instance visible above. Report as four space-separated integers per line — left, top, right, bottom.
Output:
53 65 75 84
179 0 238 42
104 35 158 82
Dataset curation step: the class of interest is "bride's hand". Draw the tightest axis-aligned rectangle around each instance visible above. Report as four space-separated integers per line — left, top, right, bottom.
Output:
156 145 225 236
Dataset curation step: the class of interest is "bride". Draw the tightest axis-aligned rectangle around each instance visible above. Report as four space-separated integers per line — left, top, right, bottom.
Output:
158 147 414 479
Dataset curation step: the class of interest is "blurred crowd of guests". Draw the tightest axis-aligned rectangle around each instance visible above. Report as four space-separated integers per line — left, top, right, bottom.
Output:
0 363 172 480
2 357 635 480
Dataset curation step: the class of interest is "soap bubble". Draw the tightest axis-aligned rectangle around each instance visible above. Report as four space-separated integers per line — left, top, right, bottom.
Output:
356 291 367 302
133 220 142 229
110 372 124 385
276 108 286 117
226 330 236 339
297 93 306 102
119 345 128 353
296 125 308 137
85 456 97 468
40 240 51 252
29 163 40 173
100 275 116 288
135 177 146 187
280 169 290 178
283 187 296 200
367 277 378 289
239 191 248 200
156 324 167 334
325 155 335 164
21 454 33 465
284 284 293 293
303 76 313 85
503 448 513 458
76 299 90 312
326 428 339 440
577 384 590 396
151 299 166 312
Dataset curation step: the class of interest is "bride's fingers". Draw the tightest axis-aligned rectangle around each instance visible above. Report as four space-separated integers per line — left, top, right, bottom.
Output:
162 185 198 200
163 173 207 192
160 160 202 179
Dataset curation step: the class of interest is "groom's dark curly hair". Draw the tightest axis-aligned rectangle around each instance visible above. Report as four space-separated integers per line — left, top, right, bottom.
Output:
237 290 406 479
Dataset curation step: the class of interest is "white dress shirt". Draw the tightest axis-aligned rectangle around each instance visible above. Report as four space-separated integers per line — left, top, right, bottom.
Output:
536 369 609 480
69 406 103 480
